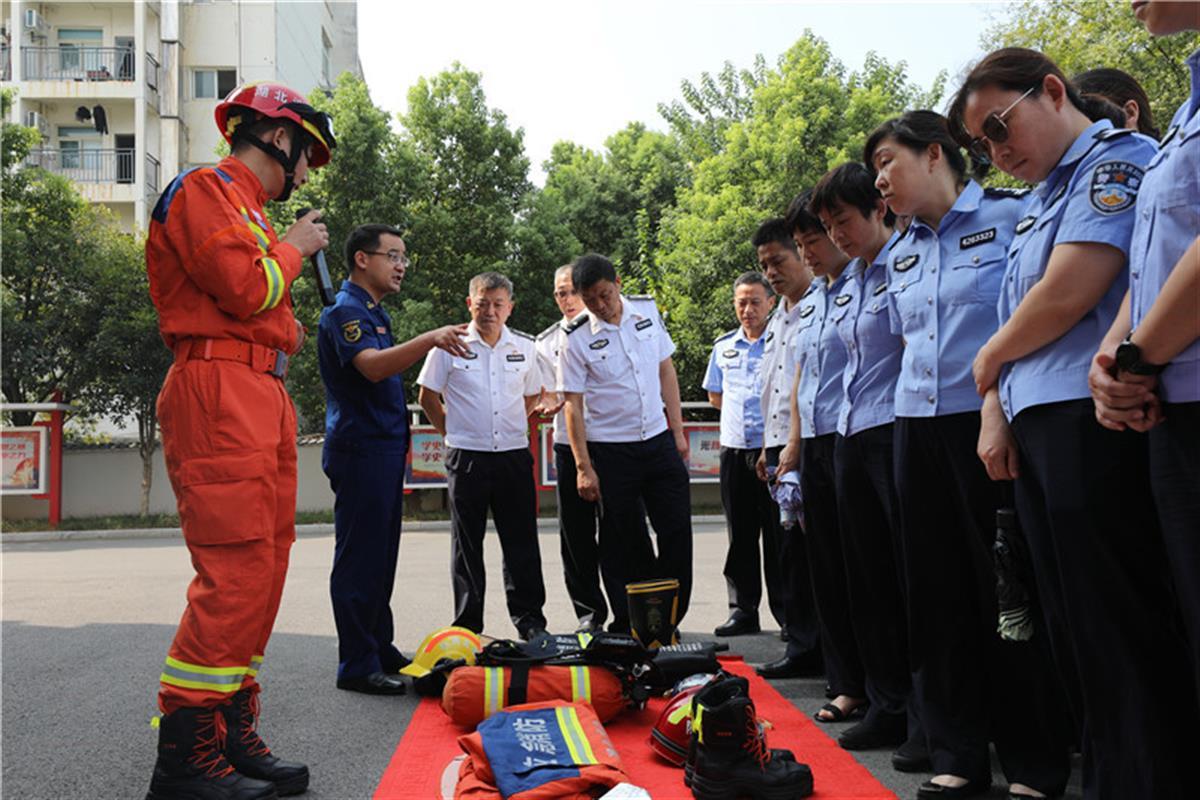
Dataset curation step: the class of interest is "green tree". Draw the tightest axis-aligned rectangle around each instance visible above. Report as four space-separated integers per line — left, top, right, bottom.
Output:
400 63 533 326
982 0 1198 132
657 56 768 164
75 226 170 516
654 33 942 396
0 90 116 426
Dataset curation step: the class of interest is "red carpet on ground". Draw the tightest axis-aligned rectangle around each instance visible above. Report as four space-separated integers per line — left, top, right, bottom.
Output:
375 657 897 799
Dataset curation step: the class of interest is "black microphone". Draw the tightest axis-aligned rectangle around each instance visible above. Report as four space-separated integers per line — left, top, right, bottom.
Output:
296 207 337 307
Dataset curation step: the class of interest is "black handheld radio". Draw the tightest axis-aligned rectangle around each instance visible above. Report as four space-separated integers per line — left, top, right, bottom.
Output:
296 207 337 306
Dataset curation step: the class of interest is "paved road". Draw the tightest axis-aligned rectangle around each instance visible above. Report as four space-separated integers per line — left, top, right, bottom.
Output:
1 522 1081 799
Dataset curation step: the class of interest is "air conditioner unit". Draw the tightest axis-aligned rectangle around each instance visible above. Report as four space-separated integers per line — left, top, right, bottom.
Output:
24 111 50 137
24 9 45 31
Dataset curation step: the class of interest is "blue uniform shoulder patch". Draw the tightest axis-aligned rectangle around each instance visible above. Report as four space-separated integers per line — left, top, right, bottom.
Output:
1094 127 1134 142
713 328 738 344
983 186 1031 198
1090 160 1143 215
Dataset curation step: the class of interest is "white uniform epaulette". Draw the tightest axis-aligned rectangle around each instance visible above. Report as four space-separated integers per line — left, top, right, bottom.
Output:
565 314 590 334
626 294 654 302
1094 127 1135 141
537 322 559 340
713 328 738 344
511 328 534 341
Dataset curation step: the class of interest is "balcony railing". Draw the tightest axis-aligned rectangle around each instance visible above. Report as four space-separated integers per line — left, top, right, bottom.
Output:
21 47 136 82
145 153 160 196
145 52 160 109
25 148 137 184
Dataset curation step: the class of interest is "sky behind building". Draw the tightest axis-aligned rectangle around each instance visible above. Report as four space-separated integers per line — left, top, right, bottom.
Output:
358 0 1009 181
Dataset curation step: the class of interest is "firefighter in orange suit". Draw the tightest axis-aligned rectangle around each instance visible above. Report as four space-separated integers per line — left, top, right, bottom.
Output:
144 82 335 800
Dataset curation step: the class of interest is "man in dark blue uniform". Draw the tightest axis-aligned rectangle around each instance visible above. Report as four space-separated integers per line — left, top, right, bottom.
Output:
318 223 468 695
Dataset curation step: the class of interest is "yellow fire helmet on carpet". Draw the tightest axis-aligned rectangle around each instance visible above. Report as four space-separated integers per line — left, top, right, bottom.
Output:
400 626 483 678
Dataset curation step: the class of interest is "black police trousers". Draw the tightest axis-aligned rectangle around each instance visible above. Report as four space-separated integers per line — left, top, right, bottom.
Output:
445 447 547 638
1151 401 1200 698
795 435 860 690
718 446 786 626
896 412 1071 795
834 424 910 720
1010 399 1197 799
553 443 607 627
588 430 693 633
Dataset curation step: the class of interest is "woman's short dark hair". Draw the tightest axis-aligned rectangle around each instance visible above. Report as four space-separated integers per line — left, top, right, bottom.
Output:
785 190 824 236
863 110 968 182
571 253 617 291
1073 67 1160 140
344 223 403 274
808 162 896 227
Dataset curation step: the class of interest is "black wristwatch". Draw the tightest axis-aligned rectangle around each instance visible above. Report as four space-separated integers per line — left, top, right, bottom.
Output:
1115 335 1167 376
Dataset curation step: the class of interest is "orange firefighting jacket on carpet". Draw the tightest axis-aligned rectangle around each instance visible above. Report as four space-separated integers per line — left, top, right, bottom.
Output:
442 665 626 729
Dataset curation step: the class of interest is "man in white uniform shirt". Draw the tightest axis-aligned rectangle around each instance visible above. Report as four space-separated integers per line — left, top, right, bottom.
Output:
560 254 693 635
752 217 823 679
535 265 609 634
417 272 548 640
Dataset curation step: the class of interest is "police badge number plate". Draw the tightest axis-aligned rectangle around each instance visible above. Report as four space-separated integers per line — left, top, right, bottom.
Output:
1090 161 1143 214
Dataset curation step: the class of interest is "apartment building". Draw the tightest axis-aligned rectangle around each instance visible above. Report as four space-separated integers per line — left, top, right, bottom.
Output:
1 0 360 231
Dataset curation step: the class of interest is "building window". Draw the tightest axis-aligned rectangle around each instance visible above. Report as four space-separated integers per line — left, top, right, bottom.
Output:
57 28 103 72
193 68 237 99
58 126 102 170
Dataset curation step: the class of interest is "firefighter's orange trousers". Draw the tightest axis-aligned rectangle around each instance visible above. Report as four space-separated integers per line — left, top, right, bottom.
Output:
155 352 297 714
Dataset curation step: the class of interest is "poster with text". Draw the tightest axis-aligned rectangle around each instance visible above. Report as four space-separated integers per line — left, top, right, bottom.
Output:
406 428 448 488
1 428 47 494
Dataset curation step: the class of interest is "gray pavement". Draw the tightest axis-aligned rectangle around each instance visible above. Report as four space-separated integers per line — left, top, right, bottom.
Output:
1 521 1081 799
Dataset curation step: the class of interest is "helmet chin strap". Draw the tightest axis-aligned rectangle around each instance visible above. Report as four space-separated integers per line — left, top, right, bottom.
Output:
239 128 307 201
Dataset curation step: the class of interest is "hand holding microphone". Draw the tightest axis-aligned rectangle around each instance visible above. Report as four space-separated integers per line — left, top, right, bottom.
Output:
289 207 336 306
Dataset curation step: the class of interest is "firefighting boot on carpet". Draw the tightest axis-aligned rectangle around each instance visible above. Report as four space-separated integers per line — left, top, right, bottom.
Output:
145 706 279 800
221 689 310 796
683 674 795 788
689 676 814 800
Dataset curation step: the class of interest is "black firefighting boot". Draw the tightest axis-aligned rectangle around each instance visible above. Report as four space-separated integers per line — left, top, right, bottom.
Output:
689 676 813 800
145 706 279 800
221 689 310 796
626 578 681 649
683 674 795 788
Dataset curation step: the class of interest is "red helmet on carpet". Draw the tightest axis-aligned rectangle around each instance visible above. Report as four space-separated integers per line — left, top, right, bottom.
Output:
649 683 705 766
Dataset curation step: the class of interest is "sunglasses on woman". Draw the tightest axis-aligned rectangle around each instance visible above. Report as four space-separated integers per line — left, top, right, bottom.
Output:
968 86 1037 163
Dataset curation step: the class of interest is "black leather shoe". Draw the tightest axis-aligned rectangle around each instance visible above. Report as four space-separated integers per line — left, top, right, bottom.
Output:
837 713 907 750
916 777 991 798
892 729 932 773
336 671 407 695
780 628 790 642
754 651 823 679
714 613 760 637
381 652 412 673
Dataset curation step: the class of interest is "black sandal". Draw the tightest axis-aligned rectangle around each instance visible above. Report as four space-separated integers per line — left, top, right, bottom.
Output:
813 701 865 723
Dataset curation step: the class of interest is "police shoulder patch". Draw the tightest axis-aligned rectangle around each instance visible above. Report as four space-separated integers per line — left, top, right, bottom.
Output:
565 314 590 334
1094 127 1134 142
983 186 1031 198
713 328 738 344
894 254 920 272
341 320 363 343
1090 160 1144 215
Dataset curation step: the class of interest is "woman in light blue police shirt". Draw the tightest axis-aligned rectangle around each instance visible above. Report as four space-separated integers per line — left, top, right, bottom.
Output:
806 164 911 757
950 47 1198 800
1090 0 1200 699
865 110 1069 800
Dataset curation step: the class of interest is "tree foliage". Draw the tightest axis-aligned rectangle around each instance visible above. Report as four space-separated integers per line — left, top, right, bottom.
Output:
982 0 1197 134
655 34 942 393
